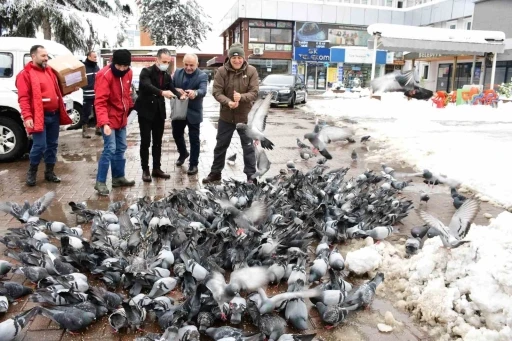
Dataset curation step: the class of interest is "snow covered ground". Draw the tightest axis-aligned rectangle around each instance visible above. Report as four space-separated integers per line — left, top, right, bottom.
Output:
346 212 512 341
304 92 512 209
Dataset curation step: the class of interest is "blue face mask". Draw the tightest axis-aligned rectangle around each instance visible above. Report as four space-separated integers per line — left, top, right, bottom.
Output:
158 64 168 72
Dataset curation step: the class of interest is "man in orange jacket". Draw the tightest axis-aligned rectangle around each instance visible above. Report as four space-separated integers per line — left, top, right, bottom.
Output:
94 49 135 195
16 45 75 187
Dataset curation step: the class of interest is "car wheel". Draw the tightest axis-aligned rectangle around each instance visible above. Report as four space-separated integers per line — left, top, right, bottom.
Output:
67 103 82 126
301 92 307 104
0 116 27 162
288 93 296 108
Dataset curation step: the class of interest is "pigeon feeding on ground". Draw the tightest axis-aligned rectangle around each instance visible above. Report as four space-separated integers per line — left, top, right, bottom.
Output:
236 93 275 150
0 191 55 223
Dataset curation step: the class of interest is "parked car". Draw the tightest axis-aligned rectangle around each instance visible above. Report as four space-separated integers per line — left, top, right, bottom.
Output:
0 37 83 162
258 74 307 108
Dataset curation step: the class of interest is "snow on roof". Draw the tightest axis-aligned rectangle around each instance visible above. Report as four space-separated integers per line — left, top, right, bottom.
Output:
0 37 73 56
367 23 505 44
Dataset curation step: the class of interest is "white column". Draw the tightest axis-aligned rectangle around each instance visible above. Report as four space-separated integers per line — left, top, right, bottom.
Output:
490 52 498 90
370 35 379 80
470 55 477 84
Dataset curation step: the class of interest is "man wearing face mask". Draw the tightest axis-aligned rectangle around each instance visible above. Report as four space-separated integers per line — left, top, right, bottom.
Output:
16 44 74 187
136 48 182 182
93 49 136 195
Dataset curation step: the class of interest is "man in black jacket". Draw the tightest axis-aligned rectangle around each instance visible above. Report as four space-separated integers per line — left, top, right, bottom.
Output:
136 48 182 182
67 51 99 138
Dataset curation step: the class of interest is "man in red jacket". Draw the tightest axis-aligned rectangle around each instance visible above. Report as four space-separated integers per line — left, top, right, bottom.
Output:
94 49 135 195
16 44 73 186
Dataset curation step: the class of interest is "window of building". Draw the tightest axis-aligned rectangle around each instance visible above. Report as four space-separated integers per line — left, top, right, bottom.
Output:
234 25 241 43
0 52 13 78
385 0 393 6
466 21 472 30
361 0 368 4
397 1 403 8
248 20 293 51
449 24 456 29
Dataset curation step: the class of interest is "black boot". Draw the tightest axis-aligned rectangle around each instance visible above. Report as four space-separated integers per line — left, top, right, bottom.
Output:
44 164 61 183
82 125 91 139
26 164 38 186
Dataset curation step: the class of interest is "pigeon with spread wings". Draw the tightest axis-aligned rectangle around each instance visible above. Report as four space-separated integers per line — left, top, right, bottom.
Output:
418 198 480 249
304 126 355 160
236 93 275 150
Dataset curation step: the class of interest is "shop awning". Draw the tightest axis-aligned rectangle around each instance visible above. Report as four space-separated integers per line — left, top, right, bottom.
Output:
367 23 505 55
366 23 506 89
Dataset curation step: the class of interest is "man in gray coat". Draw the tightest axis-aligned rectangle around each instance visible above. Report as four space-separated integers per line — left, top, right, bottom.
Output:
171 53 208 175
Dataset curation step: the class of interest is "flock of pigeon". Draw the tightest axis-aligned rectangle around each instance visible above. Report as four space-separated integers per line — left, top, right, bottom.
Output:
0 148 419 341
0 93 482 341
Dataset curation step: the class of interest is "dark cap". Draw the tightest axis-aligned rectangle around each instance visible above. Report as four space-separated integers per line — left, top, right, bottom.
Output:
112 49 131 66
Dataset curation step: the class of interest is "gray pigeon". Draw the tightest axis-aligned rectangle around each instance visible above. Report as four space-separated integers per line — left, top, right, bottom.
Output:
316 302 354 329
0 307 39 341
259 314 286 341
178 324 200 341
227 153 237 166
0 260 12 276
148 277 177 298
236 94 275 150
38 306 96 332
304 126 354 160
296 138 309 149
405 237 422 255
419 198 480 249
351 149 357 161
328 249 345 271
252 148 271 179
0 191 55 222
108 308 127 332
15 266 49 283
0 281 33 301
342 272 384 310
229 294 247 324
285 297 308 330
206 326 243 340
411 225 429 239
206 267 271 320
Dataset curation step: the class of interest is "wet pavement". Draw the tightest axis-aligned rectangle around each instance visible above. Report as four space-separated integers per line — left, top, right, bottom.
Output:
0 93 504 340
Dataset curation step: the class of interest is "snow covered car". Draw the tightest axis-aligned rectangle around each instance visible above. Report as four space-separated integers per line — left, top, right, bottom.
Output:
0 37 82 162
258 74 307 108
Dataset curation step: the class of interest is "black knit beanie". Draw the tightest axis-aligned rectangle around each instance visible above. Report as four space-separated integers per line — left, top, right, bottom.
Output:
112 49 131 66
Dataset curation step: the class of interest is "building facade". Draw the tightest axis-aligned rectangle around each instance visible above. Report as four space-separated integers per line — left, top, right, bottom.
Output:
472 0 512 87
218 0 477 91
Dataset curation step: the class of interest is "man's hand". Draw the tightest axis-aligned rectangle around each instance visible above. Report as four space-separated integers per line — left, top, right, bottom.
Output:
24 119 34 129
175 88 186 96
254 140 260 146
233 91 241 102
180 94 187 100
185 89 196 100
162 90 175 99
103 125 111 136
228 101 239 109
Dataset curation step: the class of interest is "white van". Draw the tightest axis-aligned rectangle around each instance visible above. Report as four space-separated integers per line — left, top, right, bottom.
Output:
0 37 84 162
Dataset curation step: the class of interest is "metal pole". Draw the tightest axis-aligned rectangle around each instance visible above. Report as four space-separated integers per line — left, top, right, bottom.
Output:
470 55 477 84
490 53 498 90
370 35 379 80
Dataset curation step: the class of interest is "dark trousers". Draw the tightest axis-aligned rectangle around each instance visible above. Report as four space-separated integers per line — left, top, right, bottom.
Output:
211 119 256 176
80 99 93 125
139 117 165 171
29 112 60 166
172 119 200 167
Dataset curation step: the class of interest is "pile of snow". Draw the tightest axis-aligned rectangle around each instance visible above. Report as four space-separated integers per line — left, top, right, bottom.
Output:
305 93 512 208
372 212 512 341
321 88 371 99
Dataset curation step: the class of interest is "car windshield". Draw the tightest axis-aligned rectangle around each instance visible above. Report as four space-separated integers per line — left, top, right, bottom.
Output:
262 75 294 86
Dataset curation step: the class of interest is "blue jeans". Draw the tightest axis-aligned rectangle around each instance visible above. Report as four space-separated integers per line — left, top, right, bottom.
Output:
96 127 127 182
29 112 60 165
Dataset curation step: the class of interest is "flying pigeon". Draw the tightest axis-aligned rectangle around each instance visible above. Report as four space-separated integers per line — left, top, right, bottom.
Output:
236 93 275 150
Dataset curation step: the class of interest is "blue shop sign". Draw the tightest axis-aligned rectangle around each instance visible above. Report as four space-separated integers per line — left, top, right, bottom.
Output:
294 47 330 62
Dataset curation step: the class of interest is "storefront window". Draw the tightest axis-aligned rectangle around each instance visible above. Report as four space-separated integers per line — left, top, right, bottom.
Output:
248 58 291 79
248 20 293 52
234 25 241 43
437 62 483 92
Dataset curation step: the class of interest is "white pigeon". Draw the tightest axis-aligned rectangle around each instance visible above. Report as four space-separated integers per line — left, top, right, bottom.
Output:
236 93 275 150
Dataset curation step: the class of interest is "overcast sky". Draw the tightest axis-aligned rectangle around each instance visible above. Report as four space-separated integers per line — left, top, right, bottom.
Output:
180 0 238 54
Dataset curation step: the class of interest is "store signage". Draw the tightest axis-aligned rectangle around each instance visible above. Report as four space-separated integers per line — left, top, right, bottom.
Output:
294 47 330 62
418 53 443 58
386 52 395 64
344 48 373 64
291 61 297 75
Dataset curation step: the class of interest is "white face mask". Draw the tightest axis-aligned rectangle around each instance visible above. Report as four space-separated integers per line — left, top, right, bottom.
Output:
158 64 168 72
